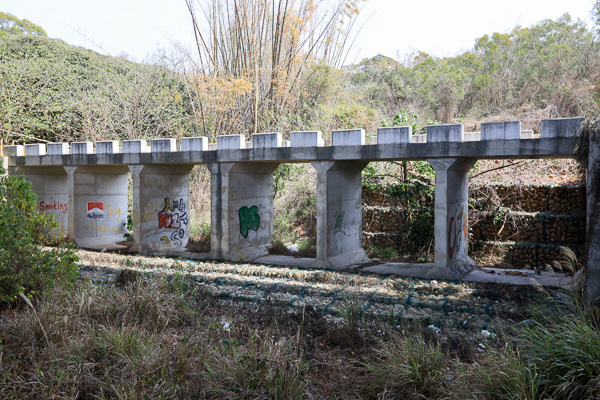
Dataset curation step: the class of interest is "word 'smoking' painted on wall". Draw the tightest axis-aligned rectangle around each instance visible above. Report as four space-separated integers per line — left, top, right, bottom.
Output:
239 205 260 238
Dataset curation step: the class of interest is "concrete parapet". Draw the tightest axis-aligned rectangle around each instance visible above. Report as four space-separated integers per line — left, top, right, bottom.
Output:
71 142 94 155
96 141 119 154
376 126 412 144
427 124 464 142
47 143 69 155
411 134 427 143
252 132 282 148
25 144 46 156
541 117 583 138
291 131 324 147
181 137 208 152
151 139 176 153
521 130 534 139
123 140 150 153
3 145 24 157
218 135 245 150
481 120 521 141
332 129 365 146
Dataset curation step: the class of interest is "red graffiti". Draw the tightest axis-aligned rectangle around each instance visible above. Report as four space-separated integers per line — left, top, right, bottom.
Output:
158 211 181 229
448 211 465 259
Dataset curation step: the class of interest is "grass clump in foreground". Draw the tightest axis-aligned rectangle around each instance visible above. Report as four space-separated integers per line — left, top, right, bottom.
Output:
2 269 600 399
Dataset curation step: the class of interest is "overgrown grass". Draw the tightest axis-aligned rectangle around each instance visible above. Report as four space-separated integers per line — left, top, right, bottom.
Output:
3 272 600 399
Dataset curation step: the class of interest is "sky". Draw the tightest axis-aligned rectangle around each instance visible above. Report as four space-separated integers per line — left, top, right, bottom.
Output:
1 0 597 64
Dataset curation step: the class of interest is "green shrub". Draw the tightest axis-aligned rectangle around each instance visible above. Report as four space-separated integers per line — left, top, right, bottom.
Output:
0 163 78 302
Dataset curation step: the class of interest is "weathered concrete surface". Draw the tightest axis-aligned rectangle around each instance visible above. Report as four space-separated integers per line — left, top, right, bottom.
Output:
206 162 279 261
15 166 69 237
428 158 478 279
129 164 193 253
311 160 370 268
66 165 128 248
586 128 600 304
7 137 577 168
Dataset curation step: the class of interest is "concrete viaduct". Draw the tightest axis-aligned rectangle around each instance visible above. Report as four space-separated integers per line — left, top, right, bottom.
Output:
5 117 598 298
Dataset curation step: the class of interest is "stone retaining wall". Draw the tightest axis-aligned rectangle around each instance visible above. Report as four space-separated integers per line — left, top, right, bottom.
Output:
361 183 586 268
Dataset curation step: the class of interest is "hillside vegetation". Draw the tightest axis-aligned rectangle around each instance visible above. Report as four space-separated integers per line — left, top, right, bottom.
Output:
1 6 599 145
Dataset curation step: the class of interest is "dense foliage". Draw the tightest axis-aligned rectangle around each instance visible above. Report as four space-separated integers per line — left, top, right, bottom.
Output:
0 163 78 302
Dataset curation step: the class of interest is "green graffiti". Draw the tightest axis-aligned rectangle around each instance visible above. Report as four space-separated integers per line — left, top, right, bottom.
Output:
334 210 346 235
239 205 260 238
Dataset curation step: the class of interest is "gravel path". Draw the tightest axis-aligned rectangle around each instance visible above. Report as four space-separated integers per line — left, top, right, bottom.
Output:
76 249 543 337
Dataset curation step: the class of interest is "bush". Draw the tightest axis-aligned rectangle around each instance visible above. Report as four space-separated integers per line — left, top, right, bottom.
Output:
0 163 78 302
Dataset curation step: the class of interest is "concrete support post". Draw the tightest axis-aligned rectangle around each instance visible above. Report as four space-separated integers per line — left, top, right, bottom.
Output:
585 129 600 304
128 164 194 253
206 162 279 261
14 166 69 238
428 158 478 279
310 161 369 268
65 166 129 247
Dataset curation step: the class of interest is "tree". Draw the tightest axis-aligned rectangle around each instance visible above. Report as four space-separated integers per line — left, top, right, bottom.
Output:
0 12 46 37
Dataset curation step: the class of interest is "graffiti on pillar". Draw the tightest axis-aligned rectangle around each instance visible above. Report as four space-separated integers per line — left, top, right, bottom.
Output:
239 205 260 238
87 203 123 234
38 197 68 236
333 211 346 235
157 197 188 247
87 202 104 220
448 205 467 259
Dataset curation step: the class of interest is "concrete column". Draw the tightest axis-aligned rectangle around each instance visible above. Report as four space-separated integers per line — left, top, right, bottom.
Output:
128 164 194 253
585 128 600 304
428 158 478 279
310 161 369 269
206 162 279 261
65 165 129 247
14 166 69 238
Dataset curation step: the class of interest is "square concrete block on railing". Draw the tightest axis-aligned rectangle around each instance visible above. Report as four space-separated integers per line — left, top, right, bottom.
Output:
123 140 150 153
376 126 412 145
481 120 521 140
521 130 534 139
252 132 282 148
426 124 464 142
3 145 24 157
96 141 120 154
25 143 46 156
217 134 245 150
47 143 69 155
291 131 324 147
151 139 176 153
463 132 481 142
541 117 584 138
71 142 94 155
332 129 365 146
181 137 208 152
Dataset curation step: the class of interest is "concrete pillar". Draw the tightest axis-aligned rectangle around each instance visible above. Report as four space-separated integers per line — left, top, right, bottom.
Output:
585 128 600 304
206 162 279 261
65 165 129 247
14 166 69 238
310 161 369 268
128 164 194 253
428 158 478 279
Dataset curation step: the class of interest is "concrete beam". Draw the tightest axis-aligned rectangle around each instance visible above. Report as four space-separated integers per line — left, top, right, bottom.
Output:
206 162 279 261
311 160 369 268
